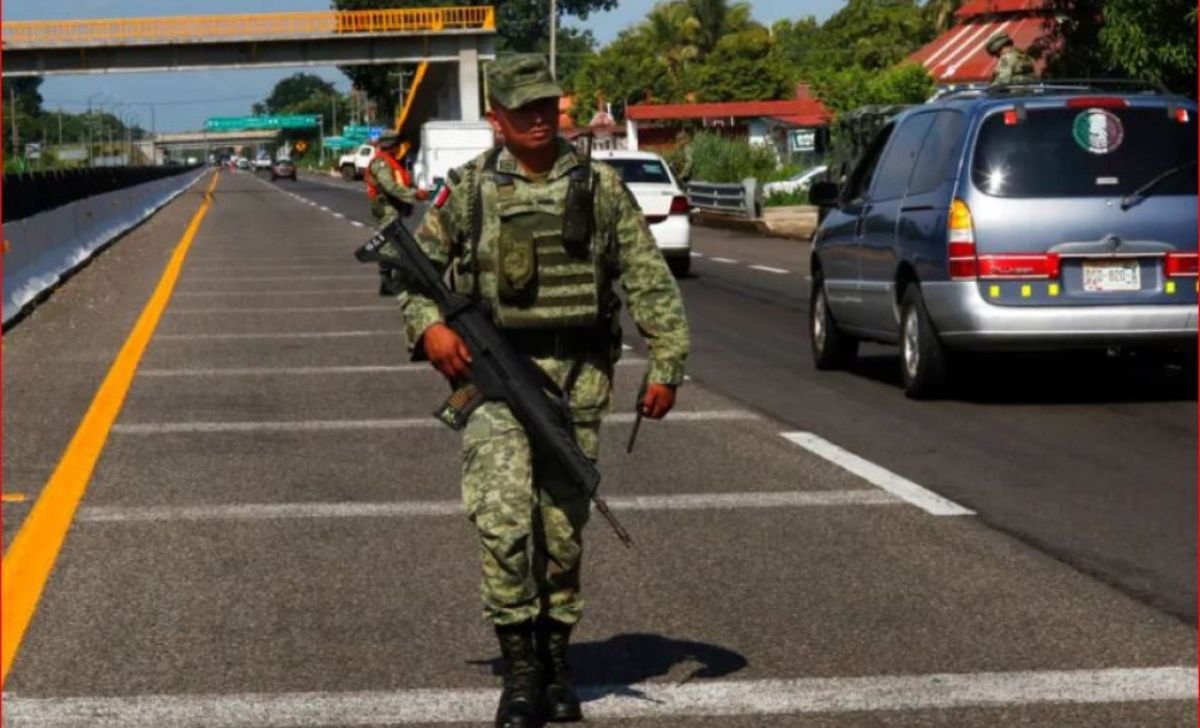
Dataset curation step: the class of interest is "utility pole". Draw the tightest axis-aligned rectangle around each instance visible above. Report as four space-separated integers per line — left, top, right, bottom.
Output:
549 0 558 79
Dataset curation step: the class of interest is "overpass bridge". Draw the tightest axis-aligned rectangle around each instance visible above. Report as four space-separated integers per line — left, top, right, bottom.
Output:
1 7 496 120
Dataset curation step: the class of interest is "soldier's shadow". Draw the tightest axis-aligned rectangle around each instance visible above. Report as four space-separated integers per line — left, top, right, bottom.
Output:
477 632 748 703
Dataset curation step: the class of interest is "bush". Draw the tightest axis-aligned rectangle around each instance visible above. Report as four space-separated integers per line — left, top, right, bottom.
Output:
764 188 809 207
689 132 779 184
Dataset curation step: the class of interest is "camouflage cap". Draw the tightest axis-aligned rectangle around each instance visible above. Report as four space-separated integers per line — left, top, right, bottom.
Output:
986 32 1014 56
487 54 562 109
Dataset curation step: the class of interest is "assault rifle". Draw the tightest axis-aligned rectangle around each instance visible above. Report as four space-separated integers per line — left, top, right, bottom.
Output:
355 220 633 548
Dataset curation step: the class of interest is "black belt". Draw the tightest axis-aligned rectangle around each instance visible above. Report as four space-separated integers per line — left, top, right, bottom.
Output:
504 328 606 360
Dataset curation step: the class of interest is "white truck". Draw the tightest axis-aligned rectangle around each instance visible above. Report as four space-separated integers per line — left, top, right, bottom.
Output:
412 120 495 190
338 144 376 181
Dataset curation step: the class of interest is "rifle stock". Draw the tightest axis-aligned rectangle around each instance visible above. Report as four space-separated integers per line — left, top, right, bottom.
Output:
356 221 633 548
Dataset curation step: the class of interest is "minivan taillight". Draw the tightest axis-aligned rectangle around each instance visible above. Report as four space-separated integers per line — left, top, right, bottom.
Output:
1165 252 1198 277
948 199 978 279
669 195 690 215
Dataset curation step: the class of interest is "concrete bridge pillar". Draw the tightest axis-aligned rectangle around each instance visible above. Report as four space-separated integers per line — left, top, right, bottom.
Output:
458 44 481 121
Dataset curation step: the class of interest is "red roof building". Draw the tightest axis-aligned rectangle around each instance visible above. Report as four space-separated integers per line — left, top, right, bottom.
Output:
909 0 1056 84
625 98 832 128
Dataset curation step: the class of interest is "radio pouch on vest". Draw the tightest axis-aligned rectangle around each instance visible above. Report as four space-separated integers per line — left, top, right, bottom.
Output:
561 166 594 257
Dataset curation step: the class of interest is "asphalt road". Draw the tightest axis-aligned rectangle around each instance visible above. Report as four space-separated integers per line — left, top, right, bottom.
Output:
2 168 1195 727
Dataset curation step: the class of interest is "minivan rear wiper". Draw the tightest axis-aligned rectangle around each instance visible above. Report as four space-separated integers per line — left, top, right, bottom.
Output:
1119 159 1197 210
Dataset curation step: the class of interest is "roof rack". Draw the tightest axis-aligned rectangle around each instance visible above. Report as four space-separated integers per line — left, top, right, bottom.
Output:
933 78 1172 102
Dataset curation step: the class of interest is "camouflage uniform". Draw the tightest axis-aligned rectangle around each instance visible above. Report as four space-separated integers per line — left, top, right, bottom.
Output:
398 138 690 627
987 32 1037 85
367 151 419 227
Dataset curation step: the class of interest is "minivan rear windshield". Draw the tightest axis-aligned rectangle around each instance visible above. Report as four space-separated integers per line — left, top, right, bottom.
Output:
604 158 673 185
972 105 1197 198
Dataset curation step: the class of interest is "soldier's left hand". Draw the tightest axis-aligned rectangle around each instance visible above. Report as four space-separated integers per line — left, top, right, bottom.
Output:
641 383 676 420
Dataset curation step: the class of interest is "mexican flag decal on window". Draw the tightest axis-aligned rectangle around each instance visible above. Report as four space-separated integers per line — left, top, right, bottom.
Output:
1073 109 1125 155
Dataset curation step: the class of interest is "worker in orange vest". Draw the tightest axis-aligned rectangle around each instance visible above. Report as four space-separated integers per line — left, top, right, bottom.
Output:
367 131 428 227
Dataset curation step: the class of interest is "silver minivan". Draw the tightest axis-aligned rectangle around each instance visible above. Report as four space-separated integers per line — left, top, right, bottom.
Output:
809 84 1198 398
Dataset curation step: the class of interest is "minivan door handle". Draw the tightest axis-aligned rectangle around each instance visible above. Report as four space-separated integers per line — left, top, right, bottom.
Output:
855 205 872 238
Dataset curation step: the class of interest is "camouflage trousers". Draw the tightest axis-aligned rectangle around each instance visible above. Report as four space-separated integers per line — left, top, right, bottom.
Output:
462 401 599 627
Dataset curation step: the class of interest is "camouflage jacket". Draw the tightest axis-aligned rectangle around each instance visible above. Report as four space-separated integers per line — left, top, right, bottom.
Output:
397 139 690 406
368 156 418 225
992 50 1037 85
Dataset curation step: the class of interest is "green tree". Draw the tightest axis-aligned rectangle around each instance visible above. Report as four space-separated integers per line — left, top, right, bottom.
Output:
1034 0 1197 95
266 73 338 114
690 26 790 102
810 62 933 114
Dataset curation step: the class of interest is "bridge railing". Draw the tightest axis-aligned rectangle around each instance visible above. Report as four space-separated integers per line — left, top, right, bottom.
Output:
2 6 496 47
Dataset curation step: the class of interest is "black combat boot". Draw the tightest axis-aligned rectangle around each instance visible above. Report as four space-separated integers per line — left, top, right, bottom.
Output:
536 617 583 723
495 621 543 728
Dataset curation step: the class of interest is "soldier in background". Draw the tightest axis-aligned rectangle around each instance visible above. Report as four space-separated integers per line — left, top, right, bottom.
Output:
367 131 427 227
367 131 428 294
987 31 1037 85
396 54 689 727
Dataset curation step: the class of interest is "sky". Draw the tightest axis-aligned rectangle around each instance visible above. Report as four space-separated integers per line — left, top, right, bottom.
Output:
4 0 846 132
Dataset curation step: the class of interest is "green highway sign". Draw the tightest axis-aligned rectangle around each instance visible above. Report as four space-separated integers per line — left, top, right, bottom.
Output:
204 115 321 132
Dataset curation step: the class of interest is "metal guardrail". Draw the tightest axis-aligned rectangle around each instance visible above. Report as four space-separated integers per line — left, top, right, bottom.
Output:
686 179 763 220
2 7 496 48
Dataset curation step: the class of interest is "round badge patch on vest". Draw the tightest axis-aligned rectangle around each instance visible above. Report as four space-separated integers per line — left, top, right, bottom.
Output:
1072 109 1125 155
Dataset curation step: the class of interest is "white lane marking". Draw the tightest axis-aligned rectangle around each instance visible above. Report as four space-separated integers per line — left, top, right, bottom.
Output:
166 306 392 315
621 343 633 351
137 360 649 377
690 251 704 258
184 275 370 282
709 257 739 264
781 432 974 517
750 265 790 275
318 206 331 212
153 331 398 341
76 490 900 524
350 221 367 228
331 212 346 219
110 410 757 435
5 667 1193 726
173 289 371 297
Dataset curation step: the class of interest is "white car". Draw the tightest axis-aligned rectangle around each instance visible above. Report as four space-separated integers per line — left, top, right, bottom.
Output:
763 165 829 196
593 149 692 276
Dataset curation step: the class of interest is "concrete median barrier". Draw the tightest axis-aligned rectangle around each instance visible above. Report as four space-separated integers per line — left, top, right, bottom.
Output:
3 167 209 326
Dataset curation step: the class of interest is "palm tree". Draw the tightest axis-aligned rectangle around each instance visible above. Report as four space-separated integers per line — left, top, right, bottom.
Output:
638 2 701 80
685 0 755 56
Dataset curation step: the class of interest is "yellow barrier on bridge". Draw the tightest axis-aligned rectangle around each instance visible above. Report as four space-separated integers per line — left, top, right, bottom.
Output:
2 7 496 47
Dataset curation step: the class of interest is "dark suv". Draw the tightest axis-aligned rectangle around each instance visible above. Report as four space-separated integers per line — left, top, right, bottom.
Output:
809 83 1197 398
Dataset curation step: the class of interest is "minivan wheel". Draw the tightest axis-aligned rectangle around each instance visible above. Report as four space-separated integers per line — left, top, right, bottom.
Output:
811 278 857 370
899 286 950 399
340 164 356 181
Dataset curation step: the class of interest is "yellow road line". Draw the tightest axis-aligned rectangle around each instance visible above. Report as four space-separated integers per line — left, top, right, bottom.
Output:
1 494 30 503
1 172 220 686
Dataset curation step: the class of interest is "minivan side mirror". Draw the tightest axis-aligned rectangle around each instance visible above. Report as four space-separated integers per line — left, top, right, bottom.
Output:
809 181 840 208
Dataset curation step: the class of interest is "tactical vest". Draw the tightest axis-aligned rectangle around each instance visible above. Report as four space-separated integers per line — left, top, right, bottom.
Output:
366 152 412 201
464 160 606 330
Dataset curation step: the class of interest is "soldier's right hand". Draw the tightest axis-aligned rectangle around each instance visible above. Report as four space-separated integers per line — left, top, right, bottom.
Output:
424 323 473 379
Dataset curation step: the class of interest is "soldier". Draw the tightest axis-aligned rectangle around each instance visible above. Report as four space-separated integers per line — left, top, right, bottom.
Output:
367 131 428 226
367 131 428 294
396 54 689 727
674 129 694 185
987 31 1037 85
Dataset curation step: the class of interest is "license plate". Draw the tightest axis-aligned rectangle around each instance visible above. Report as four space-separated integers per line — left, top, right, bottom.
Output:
1082 260 1140 292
